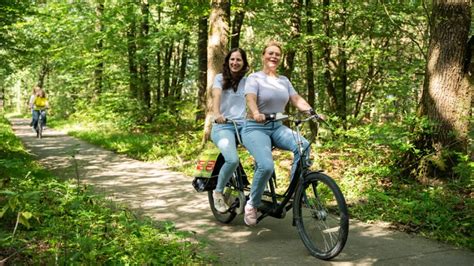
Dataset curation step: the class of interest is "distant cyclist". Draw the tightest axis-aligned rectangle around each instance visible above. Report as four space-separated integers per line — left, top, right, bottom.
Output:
32 88 49 133
211 48 249 213
28 86 41 129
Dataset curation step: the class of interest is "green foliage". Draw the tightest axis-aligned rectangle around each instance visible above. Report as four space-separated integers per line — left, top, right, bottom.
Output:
0 0 471 255
314 117 473 250
0 115 212 264
351 183 473 250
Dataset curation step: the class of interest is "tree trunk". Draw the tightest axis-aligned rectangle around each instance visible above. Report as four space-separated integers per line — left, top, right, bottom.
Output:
177 36 189 101
0 85 4 110
282 0 301 80
37 59 49 89
127 4 138 99
93 0 104 97
305 0 317 134
203 0 230 143
139 0 151 109
337 0 347 125
413 1 471 179
283 0 302 115
196 14 208 121
322 0 337 113
155 5 162 106
230 0 247 49
156 50 162 104
163 44 173 99
171 43 180 96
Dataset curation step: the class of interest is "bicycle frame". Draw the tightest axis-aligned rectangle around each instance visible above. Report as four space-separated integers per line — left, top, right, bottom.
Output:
205 114 349 260
209 115 318 221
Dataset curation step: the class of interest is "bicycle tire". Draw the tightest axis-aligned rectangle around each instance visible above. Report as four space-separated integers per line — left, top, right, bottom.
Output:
38 123 43 139
293 172 349 260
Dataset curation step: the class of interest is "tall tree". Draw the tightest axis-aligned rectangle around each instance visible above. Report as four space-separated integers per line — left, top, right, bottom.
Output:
230 0 248 49
282 0 302 80
127 3 139 99
413 1 472 179
93 0 104 96
322 0 338 114
202 0 230 143
176 37 189 101
305 0 315 110
155 6 162 105
139 0 151 108
196 6 208 121
335 0 348 124
163 44 173 99
37 59 49 89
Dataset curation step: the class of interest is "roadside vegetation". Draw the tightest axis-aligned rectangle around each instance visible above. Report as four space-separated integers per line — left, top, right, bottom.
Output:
0 115 213 264
1 1 472 262
50 107 473 251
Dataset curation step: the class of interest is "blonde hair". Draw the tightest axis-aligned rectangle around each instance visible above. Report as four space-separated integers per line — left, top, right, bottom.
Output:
32 86 41 94
36 88 46 98
262 40 283 55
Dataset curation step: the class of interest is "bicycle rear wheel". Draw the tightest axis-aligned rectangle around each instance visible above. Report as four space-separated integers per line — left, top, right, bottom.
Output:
293 172 349 260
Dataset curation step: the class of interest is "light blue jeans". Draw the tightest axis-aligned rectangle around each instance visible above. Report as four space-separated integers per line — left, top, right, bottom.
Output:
32 110 47 130
211 123 243 193
241 120 310 207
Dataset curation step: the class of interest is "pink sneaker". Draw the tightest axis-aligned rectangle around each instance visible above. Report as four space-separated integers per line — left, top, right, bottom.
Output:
244 203 257 226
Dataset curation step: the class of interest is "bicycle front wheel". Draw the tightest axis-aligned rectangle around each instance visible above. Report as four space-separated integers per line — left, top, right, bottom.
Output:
293 172 349 260
38 124 43 139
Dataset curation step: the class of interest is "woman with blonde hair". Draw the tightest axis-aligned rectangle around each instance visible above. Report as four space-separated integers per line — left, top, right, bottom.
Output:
241 40 315 226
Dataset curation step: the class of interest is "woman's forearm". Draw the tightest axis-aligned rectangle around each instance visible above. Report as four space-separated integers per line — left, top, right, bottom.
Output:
290 94 312 112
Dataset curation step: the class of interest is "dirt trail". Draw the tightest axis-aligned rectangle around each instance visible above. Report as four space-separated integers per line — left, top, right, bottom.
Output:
10 118 474 265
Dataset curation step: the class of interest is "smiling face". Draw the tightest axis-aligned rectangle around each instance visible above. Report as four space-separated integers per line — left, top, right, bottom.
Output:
262 45 281 72
228 51 244 74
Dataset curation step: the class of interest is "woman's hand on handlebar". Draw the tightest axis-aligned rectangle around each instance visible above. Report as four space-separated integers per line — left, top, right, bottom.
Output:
303 108 326 121
252 112 266 123
214 114 226 124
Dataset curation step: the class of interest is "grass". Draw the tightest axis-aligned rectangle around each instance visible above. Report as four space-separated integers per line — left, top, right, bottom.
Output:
0 114 214 264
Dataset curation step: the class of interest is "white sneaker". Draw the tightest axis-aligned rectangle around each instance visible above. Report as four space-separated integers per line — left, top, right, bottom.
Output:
213 191 228 213
244 203 257 226
31 127 36 133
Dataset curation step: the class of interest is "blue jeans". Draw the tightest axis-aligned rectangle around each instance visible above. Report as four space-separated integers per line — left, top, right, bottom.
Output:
32 110 47 130
211 123 242 193
241 120 310 207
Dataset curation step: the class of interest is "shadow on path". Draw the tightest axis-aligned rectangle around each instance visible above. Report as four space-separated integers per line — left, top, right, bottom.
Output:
10 118 474 265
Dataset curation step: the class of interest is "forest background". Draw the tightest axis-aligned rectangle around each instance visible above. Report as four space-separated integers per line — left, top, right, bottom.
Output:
0 0 472 263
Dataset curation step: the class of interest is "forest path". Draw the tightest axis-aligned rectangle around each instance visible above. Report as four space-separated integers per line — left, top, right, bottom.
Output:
10 118 473 265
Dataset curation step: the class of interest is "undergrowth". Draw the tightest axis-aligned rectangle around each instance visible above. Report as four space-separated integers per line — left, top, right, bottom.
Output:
0 115 213 264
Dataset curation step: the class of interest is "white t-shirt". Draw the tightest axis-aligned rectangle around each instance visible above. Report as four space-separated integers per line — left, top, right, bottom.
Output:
244 71 297 114
28 95 36 110
212 73 246 122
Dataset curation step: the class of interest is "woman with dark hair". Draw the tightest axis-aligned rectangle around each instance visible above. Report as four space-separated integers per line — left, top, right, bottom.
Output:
211 48 249 213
